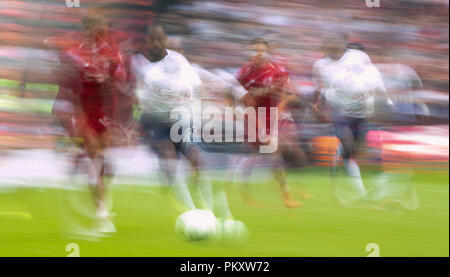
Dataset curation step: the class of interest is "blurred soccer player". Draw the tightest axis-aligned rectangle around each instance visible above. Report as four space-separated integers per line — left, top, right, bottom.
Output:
312 35 390 204
235 38 311 208
367 53 423 211
374 54 423 125
53 14 129 233
130 24 233 219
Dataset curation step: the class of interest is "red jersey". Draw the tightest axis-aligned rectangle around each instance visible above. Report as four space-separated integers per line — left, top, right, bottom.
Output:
58 32 128 133
236 57 290 138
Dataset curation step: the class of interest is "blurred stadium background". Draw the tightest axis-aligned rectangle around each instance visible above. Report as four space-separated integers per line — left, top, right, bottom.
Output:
0 0 448 149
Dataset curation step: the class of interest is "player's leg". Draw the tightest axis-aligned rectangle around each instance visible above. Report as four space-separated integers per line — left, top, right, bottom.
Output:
271 162 303 208
236 156 258 205
229 141 260 206
140 113 196 213
278 125 314 200
352 117 371 198
81 125 101 201
155 138 197 213
97 128 113 216
182 145 214 211
182 144 234 220
268 139 303 208
335 120 366 199
367 126 418 211
99 126 118 188
81 123 115 232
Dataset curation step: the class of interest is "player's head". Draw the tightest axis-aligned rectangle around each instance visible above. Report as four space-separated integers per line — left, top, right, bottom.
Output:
346 42 365 51
249 38 269 59
145 24 168 59
82 13 108 41
321 34 346 60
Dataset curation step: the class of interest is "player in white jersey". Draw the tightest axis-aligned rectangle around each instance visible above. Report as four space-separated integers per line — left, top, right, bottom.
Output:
191 64 250 216
130 24 234 220
369 60 422 211
374 62 423 124
313 36 389 204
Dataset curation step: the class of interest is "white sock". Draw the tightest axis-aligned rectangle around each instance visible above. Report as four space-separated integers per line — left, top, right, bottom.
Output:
214 182 233 219
86 157 99 186
237 157 253 184
97 202 109 219
344 158 366 196
172 160 196 210
197 174 214 211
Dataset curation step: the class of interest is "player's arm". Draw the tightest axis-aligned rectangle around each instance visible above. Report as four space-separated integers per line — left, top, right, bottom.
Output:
370 64 393 106
404 65 423 89
235 64 258 107
127 54 145 122
311 62 324 111
222 72 248 107
176 53 202 102
238 92 256 107
108 43 136 125
311 62 331 122
53 52 85 138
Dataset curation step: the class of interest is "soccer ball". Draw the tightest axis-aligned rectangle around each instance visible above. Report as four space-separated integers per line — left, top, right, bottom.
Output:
219 219 250 244
175 209 218 242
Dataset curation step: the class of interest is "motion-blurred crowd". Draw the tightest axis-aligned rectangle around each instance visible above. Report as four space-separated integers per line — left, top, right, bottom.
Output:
0 0 448 152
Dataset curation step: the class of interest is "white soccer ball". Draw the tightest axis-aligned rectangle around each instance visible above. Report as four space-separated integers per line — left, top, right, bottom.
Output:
175 209 218 242
219 219 250 243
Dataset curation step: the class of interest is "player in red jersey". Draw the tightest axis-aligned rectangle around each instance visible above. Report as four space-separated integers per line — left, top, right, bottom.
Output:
236 38 312 208
53 14 131 234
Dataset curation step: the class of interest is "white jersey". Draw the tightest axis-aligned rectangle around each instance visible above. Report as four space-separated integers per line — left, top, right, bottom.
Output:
130 50 201 120
313 49 386 118
191 65 249 140
312 56 334 88
192 64 247 100
375 63 422 102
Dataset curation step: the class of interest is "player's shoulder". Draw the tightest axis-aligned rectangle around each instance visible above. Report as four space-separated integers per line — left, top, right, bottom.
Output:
375 63 420 82
167 49 189 63
236 61 253 77
129 53 147 67
63 40 83 54
60 41 88 66
108 29 131 44
394 63 418 76
313 56 333 69
343 49 372 64
270 61 289 78
130 52 144 60
270 59 287 70
271 54 289 67
193 64 219 82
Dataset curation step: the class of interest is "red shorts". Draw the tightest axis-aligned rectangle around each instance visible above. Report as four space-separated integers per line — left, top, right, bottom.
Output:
84 116 107 135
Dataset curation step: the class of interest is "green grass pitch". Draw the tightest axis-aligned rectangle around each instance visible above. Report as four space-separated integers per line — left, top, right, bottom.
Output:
0 168 448 257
